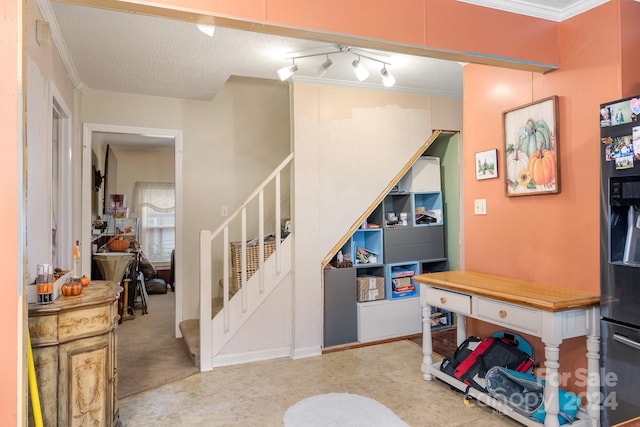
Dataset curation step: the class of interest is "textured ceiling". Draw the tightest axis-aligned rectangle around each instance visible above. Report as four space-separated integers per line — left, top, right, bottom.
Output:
48 0 609 103
50 1 465 101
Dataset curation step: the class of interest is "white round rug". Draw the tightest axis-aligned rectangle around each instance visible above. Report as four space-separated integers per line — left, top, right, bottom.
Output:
283 392 410 427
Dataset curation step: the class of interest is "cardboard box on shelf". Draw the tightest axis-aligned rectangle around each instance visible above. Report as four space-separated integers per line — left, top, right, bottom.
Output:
356 276 385 302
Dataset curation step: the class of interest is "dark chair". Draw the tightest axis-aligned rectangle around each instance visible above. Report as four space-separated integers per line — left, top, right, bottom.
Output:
169 249 175 291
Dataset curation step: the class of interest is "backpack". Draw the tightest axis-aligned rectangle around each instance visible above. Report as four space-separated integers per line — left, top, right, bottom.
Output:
440 336 482 378
440 331 535 393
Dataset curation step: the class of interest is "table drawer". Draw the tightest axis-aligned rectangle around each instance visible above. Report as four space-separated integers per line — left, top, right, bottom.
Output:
476 298 538 333
424 287 471 315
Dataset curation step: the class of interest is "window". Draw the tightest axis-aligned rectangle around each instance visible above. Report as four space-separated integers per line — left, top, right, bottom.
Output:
142 208 175 263
132 182 175 264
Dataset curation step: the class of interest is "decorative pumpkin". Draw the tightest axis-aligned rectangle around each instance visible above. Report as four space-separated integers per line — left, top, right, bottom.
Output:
521 118 552 157
80 275 91 287
61 281 83 297
505 147 529 186
107 235 130 252
528 148 556 186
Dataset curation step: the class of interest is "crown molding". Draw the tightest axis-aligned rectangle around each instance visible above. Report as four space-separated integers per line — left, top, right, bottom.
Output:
457 0 610 22
34 0 84 91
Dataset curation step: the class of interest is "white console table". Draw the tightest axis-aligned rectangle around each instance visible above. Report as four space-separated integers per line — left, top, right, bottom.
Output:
413 271 600 427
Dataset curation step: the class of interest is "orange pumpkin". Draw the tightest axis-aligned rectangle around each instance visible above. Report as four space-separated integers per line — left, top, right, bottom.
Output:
528 148 556 186
61 281 83 297
80 275 91 286
108 237 130 252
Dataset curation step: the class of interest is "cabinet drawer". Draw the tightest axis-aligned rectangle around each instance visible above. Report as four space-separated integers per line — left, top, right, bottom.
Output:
476 298 539 333
384 226 444 264
424 287 471 315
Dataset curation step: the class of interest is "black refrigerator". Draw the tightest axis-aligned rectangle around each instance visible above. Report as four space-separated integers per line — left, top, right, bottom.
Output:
599 95 640 426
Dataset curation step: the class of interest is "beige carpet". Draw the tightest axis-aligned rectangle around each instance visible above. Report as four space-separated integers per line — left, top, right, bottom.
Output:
117 291 199 399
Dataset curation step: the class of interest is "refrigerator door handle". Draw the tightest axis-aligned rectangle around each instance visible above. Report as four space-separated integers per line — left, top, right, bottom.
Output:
613 333 640 351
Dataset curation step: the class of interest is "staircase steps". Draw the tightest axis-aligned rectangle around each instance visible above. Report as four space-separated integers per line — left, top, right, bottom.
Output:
178 319 200 368
179 297 225 368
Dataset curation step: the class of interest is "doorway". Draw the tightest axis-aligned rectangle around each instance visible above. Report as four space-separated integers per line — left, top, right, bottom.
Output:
81 123 183 336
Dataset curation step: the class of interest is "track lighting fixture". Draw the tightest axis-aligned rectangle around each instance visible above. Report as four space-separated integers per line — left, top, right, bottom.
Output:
277 61 298 81
318 56 333 78
352 57 369 81
276 45 395 87
380 66 395 87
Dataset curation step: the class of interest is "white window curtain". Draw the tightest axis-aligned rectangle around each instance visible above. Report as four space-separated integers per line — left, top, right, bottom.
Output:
131 182 175 214
131 182 175 264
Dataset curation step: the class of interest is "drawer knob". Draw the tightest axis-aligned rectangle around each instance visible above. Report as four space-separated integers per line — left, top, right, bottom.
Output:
499 310 507 318
440 297 447 304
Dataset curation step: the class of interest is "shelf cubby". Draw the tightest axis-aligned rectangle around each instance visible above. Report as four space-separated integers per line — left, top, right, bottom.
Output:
383 193 412 228
385 261 419 300
352 228 383 266
413 191 443 226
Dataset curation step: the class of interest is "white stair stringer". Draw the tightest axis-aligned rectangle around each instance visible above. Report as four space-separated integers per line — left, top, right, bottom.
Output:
206 237 292 367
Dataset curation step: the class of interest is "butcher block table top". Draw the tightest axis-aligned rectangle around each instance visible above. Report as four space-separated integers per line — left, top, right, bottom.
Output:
413 270 600 312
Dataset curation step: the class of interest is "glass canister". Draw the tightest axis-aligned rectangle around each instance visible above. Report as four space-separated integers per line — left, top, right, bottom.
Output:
36 264 54 304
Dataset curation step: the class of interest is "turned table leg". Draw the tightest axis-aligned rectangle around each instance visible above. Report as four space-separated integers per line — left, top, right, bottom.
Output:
421 304 433 380
586 309 601 426
543 343 561 427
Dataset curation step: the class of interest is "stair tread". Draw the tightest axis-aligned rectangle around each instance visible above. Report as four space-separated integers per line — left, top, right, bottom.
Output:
179 319 200 367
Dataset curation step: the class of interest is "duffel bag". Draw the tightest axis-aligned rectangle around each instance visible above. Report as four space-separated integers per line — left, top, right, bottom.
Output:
485 366 581 425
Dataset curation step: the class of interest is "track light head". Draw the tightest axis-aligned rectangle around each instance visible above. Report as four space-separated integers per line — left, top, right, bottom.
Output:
277 63 298 81
380 66 395 87
352 58 369 81
318 57 333 78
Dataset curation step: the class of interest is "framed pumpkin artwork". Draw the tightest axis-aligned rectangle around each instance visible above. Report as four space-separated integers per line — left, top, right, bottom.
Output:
503 95 559 196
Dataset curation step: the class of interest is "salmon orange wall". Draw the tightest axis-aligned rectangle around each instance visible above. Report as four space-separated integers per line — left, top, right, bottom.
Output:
621 0 640 96
1 0 20 423
462 2 630 392
463 1 620 294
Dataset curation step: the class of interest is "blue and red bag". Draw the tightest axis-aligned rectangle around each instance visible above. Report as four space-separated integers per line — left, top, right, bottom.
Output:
452 334 535 392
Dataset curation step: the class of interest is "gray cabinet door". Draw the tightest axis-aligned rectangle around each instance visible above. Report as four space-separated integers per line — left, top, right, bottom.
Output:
383 226 444 264
323 267 357 347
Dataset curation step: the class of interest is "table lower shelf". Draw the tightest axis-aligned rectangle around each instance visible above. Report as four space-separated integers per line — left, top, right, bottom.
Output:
425 361 593 427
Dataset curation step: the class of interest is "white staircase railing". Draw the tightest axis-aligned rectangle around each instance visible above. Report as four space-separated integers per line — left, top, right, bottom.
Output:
199 153 293 371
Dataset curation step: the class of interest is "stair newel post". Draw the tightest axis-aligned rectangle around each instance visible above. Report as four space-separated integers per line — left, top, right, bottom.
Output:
241 208 247 313
223 226 230 333
199 230 213 371
275 173 281 274
259 189 265 293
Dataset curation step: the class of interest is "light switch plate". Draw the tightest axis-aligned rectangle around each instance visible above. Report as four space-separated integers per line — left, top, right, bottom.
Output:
474 199 487 215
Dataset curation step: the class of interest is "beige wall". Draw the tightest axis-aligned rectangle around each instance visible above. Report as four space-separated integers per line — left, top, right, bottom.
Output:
291 81 461 354
111 148 176 206
25 0 77 283
80 76 291 319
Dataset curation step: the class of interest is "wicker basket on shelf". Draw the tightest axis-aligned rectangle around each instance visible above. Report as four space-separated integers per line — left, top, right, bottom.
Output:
230 238 277 292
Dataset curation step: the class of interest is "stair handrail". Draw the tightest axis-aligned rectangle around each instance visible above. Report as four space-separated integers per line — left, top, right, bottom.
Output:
208 153 294 239
199 152 293 371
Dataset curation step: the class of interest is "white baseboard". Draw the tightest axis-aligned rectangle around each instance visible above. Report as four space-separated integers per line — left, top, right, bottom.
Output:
291 345 322 360
211 346 291 368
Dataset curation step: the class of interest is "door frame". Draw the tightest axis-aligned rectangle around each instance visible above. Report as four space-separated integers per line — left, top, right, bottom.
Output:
81 122 184 336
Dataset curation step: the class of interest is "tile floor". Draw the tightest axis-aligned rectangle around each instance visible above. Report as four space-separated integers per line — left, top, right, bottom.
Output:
118 340 520 426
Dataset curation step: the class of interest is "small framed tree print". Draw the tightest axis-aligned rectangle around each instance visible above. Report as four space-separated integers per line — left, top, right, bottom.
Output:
475 149 498 180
